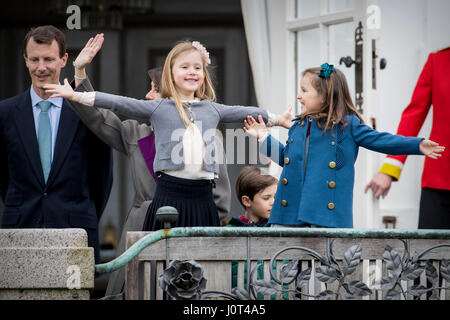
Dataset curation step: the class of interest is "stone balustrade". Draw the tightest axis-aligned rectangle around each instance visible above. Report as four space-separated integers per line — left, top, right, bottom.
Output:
0 228 94 300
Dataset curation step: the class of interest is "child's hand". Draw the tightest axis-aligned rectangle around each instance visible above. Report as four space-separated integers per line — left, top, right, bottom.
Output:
73 33 104 70
276 105 294 129
44 79 77 101
419 139 445 159
244 115 268 139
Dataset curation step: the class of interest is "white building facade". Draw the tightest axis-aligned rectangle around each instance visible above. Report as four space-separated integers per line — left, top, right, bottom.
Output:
241 0 450 229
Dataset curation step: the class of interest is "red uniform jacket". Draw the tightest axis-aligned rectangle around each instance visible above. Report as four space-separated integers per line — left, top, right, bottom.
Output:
380 48 450 190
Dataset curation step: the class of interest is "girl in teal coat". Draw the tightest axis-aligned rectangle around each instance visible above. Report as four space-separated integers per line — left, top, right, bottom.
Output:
244 63 445 228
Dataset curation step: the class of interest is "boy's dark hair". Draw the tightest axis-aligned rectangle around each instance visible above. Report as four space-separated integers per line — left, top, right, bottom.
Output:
298 67 364 133
24 25 66 58
236 166 278 208
147 67 163 92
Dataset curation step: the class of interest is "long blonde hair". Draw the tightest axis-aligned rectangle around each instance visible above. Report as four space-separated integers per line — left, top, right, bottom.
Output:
160 40 216 127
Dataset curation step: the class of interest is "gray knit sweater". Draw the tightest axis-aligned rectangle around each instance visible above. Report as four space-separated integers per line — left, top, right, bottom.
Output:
94 92 269 174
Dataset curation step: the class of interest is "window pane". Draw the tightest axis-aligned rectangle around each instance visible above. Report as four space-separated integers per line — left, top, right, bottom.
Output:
296 28 321 112
329 0 354 12
328 22 356 105
296 0 321 18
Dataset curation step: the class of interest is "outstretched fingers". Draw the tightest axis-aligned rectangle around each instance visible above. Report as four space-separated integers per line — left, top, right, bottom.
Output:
43 78 73 98
243 116 255 129
429 143 445 158
84 37 94 49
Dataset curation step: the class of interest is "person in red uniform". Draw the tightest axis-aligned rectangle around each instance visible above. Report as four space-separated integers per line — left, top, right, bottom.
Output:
365 47 449 229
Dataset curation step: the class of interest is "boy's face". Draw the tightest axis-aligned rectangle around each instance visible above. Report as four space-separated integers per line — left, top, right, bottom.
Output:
245 183 277 221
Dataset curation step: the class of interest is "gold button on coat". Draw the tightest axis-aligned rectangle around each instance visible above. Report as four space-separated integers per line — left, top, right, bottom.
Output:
328 203 335 210
281 200 288 207
329 161 336 168
331 141 335 146
328 181 336 188
290 139 294 143
282 178 288 185
284 157 290 164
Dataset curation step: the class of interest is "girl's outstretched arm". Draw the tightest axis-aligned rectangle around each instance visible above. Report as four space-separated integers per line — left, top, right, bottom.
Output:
245 115 286 167
45 79 81 102
419 139 445 159
243 115 268 140
273 105 294 129
351 115 440 156
45 80 161 119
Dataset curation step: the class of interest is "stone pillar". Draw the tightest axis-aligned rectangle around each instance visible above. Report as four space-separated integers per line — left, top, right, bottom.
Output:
0 229 94 300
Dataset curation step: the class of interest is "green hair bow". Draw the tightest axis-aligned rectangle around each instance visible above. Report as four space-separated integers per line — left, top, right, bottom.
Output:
318 62 334 79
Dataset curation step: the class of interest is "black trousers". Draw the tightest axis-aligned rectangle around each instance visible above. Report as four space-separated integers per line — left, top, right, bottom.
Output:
418 187 450 229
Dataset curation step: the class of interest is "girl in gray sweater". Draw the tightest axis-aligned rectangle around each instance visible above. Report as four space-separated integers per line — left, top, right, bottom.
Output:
45 40 291 231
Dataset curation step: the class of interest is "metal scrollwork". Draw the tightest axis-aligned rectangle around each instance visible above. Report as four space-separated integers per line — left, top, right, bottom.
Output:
158 239 450 300
379 240 450 300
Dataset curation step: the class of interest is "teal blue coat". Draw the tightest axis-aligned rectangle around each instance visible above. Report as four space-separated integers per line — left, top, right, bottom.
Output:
261 115 423 228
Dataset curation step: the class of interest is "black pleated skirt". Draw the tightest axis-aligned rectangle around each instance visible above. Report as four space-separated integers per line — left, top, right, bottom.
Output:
142 172 220 231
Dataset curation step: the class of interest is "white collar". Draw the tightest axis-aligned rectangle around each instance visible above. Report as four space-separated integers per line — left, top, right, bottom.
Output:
170 97 200 105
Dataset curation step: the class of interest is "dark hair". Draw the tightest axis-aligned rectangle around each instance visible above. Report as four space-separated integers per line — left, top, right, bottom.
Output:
147 67 163 92
298 67 364 133
236 166 278 209
23 25 66 58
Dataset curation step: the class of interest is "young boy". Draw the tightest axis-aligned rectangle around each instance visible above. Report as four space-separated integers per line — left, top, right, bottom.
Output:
223 166 280 298
224 166 278 227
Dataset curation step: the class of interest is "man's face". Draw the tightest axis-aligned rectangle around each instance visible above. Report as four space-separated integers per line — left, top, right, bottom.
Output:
24 38 67 97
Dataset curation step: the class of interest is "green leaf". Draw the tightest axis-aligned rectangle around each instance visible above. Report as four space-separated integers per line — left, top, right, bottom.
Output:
407 284 428 297
347 280 372 296
315 265 339 284
383 245 403 277
279 260 298 285
384 289 400 300
380 276 397 291
440 259 450 282
252 280 278 296
341 291 356 300
317 290 335 300
231 287 251 300
342 244 362 276
425 261 438 285
296 268 311 289
429 293 440 300
400 262 424 281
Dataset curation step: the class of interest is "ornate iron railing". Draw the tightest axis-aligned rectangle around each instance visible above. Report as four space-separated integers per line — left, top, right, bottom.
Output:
95 227 450 300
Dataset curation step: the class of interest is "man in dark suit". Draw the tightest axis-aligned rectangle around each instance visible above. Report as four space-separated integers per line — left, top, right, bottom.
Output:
0 25 113 263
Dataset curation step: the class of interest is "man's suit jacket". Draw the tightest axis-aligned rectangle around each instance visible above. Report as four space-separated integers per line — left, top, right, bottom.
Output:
0 89 113 263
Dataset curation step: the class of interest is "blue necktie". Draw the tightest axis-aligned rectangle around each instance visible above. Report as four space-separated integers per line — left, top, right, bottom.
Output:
37 101 52 183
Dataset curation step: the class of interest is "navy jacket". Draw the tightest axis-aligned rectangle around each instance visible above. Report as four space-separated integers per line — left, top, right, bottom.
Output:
261 114 423 228
0 89 113 263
